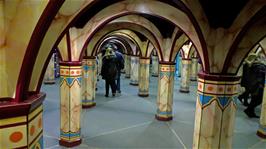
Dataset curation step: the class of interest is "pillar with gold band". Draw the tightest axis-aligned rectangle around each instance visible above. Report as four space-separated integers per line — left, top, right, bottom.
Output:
44 53 55 84
59 62 82 147
152 55 159 77
193 72 240 149
125 54 131 78
130 55 139 86
82 57 96 108
138 57 150 97
190 57 198 81
180 58 191 93
257 79 266 138
156 62 175 121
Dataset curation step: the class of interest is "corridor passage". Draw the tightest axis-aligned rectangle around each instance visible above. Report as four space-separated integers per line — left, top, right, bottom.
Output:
42 75 265 149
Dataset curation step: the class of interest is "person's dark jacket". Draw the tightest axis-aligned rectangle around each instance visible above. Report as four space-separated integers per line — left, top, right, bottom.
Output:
101 56 118 80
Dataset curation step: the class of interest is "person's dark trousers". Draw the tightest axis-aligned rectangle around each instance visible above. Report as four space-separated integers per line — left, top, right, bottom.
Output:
244 87 263 118
105 79 117 96
116 72 121 93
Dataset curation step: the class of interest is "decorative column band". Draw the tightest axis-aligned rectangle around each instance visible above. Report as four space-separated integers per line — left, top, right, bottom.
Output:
138 58 150 97
156 63 175 121
59 62 82 147
193 72 240 149
82 58 96 108
257 79 266 138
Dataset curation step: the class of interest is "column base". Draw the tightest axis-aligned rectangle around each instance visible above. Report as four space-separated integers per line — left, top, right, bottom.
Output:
43 80 55 84
179 89 190 93
59 139 82 147
82 102 96 109
257 125 266 138
155 114 173 121
130 82 138 86
138 93 149 97
125 75 130 78
152 74 158 77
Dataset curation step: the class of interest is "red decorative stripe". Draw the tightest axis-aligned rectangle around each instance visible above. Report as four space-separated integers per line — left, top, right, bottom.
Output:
59 61 82 66
198 72 240 81
159 61 176 65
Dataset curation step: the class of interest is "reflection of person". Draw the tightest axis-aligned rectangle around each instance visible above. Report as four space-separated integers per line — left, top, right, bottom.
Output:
115 50 124 93
101 47 118 97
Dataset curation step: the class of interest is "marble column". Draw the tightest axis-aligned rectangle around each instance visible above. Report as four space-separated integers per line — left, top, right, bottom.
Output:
190 58 198 81
59 62 82 147
152 55 159 77
97 53 102 80
121 54 125 73
44 54 55 84
156 63 175 121
180 58 191 93
82 57 96 108
257 79 266 138
178 56 182 77
193 72 240 149
125 54 131 78
130 56 139 86
138 58 150 97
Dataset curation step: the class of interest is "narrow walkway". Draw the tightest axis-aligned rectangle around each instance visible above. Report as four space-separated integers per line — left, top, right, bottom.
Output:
42 74 266 149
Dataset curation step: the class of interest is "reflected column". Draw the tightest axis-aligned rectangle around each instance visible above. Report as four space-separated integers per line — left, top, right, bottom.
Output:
156 62 175 121
138 57 150 97
193 72 240 149
130 55 139 86
59 62 82 147
82 56 96 108
180 58 191 93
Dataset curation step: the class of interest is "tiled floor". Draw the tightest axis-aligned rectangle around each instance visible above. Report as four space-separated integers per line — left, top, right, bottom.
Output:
42 74 266 149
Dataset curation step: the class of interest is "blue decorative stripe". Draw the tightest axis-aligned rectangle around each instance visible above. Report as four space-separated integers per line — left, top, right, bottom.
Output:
199 94 233 109
160 72 174 79
83 65 95 71
217 97 230 107
60 130 81 138
66 78 74 85
60 77 82 87
199 94 213 106
157 109 172 116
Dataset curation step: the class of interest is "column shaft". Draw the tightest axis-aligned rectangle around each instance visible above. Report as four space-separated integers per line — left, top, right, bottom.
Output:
125 54 131 78
156 63 175 121
257 79 266 138
130 56 139 86
178 56 182 77
44 54 55 84
138 58 150 97
180 59 191 93
82 58 96 108
190 58 198 81
152 56 159 77
59 62 82 147
193 73 240 149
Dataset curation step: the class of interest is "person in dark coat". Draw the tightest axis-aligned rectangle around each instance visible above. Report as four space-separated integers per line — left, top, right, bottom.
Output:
114 50 124 93
243 60 266 118
101 47 118 97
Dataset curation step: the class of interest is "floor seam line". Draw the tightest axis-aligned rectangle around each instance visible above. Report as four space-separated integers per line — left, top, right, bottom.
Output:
83 121 152 140
167 122 187 149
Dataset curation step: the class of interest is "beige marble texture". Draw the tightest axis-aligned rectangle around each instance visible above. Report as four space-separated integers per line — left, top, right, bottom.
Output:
258 83 266 136
130 56 139 85
193 77 239 149
44 54 55 84
152 56 159 77
138 58 150 96
180 59 191 92
82 58 96 106
60 65 82 142
190 58 198 81
125 55 131 78
156 64 175 118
